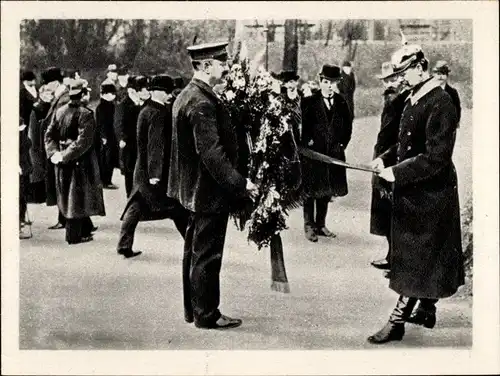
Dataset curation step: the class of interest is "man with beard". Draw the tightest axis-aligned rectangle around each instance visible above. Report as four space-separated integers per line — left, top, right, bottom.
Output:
116 75 189 259
432 60 461 126
115 75 142 198
367 45 464 344
369 62 411 273
300 64 353 242
168 42 258 329
28 84 55 204
95 80 119 189
45 79 105 245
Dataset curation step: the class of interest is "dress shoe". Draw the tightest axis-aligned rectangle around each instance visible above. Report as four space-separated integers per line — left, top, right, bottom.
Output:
406 309 436 329
371 259 390 270
367 322 405 344
117 248 142 259
195 314 242 330
68 235 93 245
104 183 119 190
19 226 32 240
91 226 98 233
317 226 336 238
304 226 318 242
48 222 65 230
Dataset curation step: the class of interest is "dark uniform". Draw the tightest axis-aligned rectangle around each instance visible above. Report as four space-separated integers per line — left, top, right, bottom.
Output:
114 83 141 197
117 76 189 257
19 117 32 228
301 66 352 238
44 83 105 244
443 83 461 124
337 62 356 120
168 74 248 327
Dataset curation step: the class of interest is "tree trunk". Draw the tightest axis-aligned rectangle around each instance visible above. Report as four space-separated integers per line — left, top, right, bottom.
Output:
283 19 298 71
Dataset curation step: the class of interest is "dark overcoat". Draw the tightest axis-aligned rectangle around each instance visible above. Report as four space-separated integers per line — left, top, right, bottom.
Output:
42 87 70 206
337 72 356 119
20 86 37 126
28 100 51 185
114 95 140 176
381 78 465 299
301 91 352 198
45 102 105 219
95 99 119 169
120 100 181 221
19 119 32 176
168 78 247 214
369 89 409 236
444 83 461 124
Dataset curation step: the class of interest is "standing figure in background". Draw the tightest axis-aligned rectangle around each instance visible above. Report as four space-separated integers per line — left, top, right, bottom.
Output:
96 80 119 189
368 45 464 344
19 116 33 239
40 67 71 230
337 60 356 121
117 75 189 259
116 65 130 102
28 84 55 204
135 75 151 107
44 80 105 245
369 62 410 273
114 75 142 198
432 60 461 127
301 64 353 242
20 70 38 128
106 64 118 85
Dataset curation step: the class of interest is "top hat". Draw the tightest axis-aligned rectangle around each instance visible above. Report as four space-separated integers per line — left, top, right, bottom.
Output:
149 74 174 93
391 44 425 74
107 64 117 72
273 70 300 83
173 76 184 89
42 67 64 84
376 61 398 80
69 79 87 96
100 79 117 94
134 75 149 90
319 64 342 81
21 70 36 82
433 60 450 74
187 42 229 62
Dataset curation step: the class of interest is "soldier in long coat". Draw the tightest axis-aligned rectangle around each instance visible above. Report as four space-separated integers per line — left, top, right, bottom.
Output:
168 42 258 330
369 62 410 271
39 67 71 230
301 64 353 242
28 85 54 203
45 80 105 245
95 80 119 189
368 45 465 344
114 76 142 197
116 75 189 259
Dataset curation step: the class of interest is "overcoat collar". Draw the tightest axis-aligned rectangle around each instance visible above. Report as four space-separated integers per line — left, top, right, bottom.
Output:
406 76 441 106
191 78 219 103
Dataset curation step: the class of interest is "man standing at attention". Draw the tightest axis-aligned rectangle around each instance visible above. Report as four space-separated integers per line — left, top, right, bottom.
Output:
168 42 258 330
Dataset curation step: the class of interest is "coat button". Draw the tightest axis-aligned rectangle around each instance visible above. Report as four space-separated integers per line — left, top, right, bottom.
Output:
407 131 411 136
407 146 412 150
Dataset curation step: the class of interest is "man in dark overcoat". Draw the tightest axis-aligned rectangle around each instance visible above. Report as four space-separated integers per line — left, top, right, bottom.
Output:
337 60 356 121
20 70 38 127
116 75 189 259
368 45 465 344
40 67 73 230
95 80 119 189
19 116 33 239
168 42 258 330
45 80 105 245
369 62 410 271
300 64 353 242
432 60 462 126
114 75 142 197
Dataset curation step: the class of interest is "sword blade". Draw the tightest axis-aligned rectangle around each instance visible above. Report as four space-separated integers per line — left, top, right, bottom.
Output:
298 147 380 173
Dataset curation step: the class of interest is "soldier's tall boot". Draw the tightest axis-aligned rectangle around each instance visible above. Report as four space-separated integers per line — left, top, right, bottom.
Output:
407 298 438 328
368 295 418 344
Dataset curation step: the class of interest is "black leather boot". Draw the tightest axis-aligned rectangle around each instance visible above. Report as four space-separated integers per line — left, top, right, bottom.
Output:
368 295 418 344
407 299 437 328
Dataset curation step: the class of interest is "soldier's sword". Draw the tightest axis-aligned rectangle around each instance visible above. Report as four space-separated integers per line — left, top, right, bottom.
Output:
298 147 380 174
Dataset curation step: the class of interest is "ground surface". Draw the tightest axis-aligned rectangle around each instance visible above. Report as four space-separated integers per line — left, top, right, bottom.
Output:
19 111 472 350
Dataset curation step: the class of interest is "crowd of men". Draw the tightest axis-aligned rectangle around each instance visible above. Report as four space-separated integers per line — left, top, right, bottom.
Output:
19 39 464 339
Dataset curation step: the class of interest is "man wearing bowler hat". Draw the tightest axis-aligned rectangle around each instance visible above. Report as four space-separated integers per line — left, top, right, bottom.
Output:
300 64 353 242
432 60 461 125
116 75 189 259
168 42 258 329
369 62 411 273
337 60 356 120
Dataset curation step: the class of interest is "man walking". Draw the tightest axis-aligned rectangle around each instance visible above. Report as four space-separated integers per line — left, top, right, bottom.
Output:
116 75 189 259
168 42 258 329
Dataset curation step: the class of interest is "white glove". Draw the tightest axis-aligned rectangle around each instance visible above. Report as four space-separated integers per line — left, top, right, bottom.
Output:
246 178 259 199
119 140 126 149
301 83 312 97
50 152 63 165
149 178 160 185
102 138 107 145
378 167 395 182
369 158 385 172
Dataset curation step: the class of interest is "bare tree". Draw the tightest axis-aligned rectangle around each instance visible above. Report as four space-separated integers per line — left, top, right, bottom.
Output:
283 19 298 71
